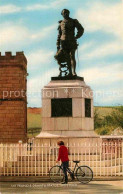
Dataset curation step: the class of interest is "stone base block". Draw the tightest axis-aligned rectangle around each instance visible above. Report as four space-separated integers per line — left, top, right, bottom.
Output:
36 130 98 138
34 133 101 154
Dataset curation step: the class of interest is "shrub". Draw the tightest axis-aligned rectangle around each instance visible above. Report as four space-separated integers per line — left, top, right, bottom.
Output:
94 106 123 135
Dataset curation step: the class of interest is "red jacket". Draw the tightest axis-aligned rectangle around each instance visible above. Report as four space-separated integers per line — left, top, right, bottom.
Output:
58 145 69 162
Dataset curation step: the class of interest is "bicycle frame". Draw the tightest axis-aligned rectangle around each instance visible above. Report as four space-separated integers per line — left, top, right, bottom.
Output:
60 162 80 176
73 163 79 174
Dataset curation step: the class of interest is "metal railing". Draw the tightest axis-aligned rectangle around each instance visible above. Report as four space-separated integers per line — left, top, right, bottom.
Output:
0 142 123 177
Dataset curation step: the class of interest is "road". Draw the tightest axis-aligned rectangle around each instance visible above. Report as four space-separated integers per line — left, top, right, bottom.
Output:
0 181 123 194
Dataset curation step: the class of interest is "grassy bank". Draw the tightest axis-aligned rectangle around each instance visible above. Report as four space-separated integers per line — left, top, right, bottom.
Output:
27 113 42 138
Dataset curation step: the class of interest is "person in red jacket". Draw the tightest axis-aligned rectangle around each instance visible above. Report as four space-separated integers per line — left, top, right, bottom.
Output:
56 141 74 184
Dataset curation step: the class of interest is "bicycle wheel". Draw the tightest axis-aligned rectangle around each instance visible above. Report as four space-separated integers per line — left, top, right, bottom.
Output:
49 165 64 183
76 165 93 184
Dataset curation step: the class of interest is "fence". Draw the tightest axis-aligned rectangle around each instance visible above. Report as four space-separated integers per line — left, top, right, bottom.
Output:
0 142 123 177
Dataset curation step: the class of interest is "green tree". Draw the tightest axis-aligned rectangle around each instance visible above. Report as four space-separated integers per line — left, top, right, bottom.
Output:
94 109 102 129
111 106 123 128
94 106 123 135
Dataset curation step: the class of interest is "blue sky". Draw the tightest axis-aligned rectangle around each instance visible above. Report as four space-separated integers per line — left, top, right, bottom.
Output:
0 0 123 107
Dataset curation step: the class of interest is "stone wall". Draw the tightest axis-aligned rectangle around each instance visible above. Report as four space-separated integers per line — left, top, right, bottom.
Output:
0 52 27 143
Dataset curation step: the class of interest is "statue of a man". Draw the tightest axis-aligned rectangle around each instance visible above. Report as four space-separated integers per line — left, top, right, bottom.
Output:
55 9 84 77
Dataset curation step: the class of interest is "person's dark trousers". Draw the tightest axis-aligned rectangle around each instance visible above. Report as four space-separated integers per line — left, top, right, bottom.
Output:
62 161 69 183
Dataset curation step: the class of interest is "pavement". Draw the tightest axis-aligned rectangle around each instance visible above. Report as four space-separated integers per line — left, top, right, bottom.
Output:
0 181 123 194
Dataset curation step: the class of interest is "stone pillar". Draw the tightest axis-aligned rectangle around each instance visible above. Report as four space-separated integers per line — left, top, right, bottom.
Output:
0 52 27 143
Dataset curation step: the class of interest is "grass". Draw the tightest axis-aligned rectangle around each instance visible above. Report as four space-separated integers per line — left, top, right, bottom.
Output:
27 113 42 129
27 113 42 138
94 106 116 118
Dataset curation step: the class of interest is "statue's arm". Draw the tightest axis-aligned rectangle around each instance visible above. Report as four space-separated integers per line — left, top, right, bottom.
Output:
56 22 62 51
74 19 84 39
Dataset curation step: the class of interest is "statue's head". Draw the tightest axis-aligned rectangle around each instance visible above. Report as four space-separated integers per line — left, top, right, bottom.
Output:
61 9 70 19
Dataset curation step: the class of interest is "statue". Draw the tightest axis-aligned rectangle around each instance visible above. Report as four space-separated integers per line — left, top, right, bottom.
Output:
54 9 84 77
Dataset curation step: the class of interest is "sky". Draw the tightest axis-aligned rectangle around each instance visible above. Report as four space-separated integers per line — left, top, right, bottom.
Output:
0 0 123 107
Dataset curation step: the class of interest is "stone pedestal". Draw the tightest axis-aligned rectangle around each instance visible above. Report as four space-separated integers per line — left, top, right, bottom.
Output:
36 77 100 145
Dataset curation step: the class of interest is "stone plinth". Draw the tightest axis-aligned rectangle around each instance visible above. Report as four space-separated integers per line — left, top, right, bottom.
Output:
35 77 100 150
38 77 98 140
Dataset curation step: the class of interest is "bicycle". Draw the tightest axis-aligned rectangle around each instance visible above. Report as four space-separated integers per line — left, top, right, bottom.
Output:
49 160 93 184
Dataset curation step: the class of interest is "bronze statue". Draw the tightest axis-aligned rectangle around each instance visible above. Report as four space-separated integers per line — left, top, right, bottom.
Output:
54 9 84 77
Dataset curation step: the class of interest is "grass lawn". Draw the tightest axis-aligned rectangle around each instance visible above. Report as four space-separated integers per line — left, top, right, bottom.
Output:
94 106 116 117
27 113 42 138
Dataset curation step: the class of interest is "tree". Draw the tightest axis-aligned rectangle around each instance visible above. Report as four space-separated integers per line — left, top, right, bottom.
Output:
111 106 123 128
94 108 103 129
94 106 123 135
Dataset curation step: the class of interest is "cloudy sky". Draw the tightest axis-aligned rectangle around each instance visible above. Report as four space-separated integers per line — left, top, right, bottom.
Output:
0 0 123 107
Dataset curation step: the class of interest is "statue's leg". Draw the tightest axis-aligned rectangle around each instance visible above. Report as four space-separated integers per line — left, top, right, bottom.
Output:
54 53 62 77
58 63 62 77
67 56 72 76
70 50 77 76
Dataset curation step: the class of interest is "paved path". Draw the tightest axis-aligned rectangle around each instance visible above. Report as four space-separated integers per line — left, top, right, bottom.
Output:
0 181 123 194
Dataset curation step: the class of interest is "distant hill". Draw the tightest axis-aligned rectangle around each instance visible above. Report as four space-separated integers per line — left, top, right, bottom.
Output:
27 108 42 138
27 106 116 116
28 107 42 114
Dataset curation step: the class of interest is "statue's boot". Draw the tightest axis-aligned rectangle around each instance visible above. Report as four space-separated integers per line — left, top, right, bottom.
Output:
68 73 73 77
72 72 77 76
